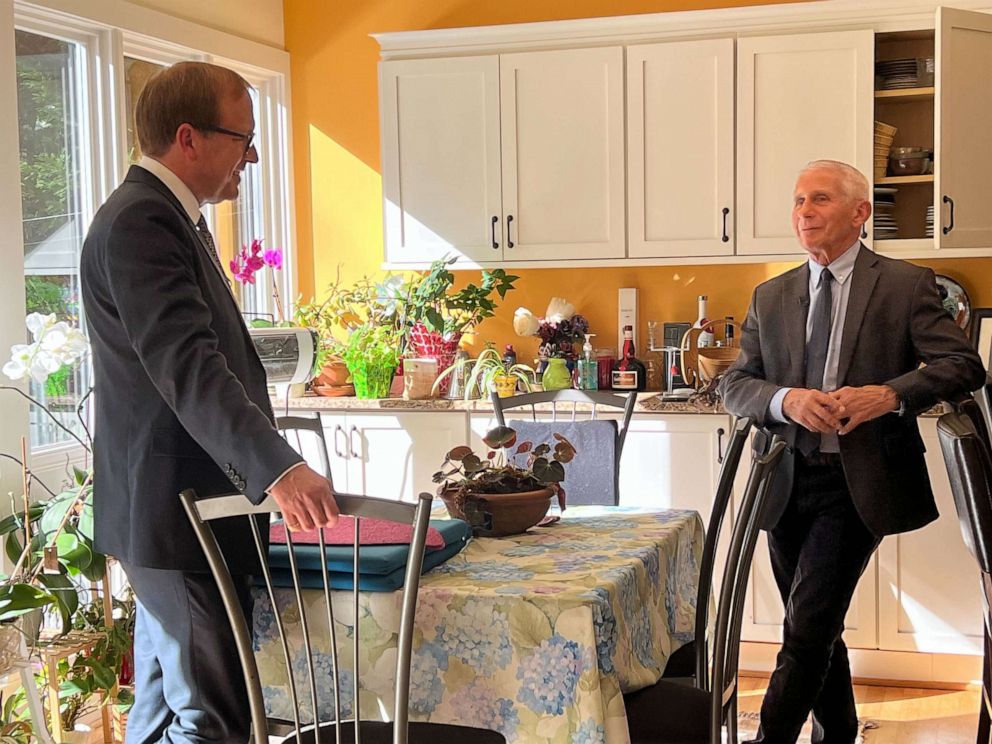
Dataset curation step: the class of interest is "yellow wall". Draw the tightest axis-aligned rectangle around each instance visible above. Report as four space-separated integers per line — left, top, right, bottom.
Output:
284 0 992 363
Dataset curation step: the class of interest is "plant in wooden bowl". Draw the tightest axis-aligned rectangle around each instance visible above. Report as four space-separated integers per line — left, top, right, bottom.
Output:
433 426 576 537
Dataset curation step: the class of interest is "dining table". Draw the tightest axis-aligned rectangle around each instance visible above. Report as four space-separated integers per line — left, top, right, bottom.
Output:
252 505 706 744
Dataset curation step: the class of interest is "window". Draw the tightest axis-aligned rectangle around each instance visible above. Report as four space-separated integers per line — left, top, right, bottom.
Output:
4 4 295 455
16 28 91 448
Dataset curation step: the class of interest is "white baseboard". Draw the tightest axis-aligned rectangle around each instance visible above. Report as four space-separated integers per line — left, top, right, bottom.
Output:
740 642 984 687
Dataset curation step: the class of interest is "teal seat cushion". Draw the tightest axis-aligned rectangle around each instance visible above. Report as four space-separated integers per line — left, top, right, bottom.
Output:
262 518 471 592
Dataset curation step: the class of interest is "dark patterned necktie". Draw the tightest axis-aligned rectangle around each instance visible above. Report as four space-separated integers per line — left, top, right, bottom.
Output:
195 216 225 275
797 268 834 456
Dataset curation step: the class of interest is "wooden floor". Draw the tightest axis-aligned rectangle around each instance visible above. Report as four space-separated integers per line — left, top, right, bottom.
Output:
738 676 982 743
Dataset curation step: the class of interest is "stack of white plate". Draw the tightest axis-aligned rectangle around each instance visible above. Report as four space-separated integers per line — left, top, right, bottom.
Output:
876 58 922 89
925 205 935 238
874 186 899 240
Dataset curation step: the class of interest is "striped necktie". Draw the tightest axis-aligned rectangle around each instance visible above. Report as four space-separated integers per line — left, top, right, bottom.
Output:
195 216 225 275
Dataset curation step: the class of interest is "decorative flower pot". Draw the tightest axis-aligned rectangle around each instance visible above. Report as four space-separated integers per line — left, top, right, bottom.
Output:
493 375 517 398
315 358 350 387
439 487 553 537
408 323 462 395
347 360 396 399
541 357 573 391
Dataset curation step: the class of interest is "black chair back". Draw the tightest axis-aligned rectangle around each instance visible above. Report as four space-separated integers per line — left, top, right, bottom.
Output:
691 416 752 689
709 438 787 743
937 410 992 573
490 389 637 505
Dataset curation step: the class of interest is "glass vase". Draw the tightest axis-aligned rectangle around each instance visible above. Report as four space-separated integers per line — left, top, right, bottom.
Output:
349 361 396 399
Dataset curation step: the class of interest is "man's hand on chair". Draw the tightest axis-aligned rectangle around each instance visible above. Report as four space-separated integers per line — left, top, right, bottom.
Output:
268 465 340 532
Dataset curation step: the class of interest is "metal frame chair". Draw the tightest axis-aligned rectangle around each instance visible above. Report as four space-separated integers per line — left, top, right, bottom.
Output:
622 437 787 744
490 389 638 505
662 416 753 686
937 407 992 744
180 488 505 744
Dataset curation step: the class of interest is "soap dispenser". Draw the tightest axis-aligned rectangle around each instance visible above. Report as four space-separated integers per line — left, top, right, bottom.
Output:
577 333 598 390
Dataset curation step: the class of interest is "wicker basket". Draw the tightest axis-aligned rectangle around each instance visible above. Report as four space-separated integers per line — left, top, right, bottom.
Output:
680 321 742 387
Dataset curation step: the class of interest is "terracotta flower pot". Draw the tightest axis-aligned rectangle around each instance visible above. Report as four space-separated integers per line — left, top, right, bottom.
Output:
316 358 350 387
439 486 553 537
408 323 462 395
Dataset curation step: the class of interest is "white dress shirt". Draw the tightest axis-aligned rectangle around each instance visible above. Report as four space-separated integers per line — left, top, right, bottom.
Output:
769 239 861 453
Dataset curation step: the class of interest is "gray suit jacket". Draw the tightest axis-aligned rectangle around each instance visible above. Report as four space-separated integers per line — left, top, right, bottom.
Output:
721 245 985 536
81 166 303 572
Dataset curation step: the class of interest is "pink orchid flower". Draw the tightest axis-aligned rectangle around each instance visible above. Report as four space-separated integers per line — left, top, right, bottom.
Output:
263 249 283 270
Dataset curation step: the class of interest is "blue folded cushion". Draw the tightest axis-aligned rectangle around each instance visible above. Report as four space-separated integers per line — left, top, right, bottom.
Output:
262 518 471 592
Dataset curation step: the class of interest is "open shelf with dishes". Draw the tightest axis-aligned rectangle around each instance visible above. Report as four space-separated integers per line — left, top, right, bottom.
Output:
873 30 935 246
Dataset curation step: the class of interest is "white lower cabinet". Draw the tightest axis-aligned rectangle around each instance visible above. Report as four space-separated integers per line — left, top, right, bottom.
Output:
876 417 984 656
314 411 468 502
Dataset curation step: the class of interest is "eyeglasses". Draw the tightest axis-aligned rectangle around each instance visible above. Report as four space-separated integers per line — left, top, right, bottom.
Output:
202 125 255 155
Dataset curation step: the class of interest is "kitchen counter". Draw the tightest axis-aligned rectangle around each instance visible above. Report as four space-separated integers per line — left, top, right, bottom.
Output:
272 392 946 417
272 391 725 415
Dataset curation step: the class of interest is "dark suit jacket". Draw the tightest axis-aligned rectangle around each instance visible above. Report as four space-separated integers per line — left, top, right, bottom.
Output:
721 245 985 537
80 165 302 572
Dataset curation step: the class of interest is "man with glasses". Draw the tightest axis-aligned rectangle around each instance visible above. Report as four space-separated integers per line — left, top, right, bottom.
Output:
81 61 339 742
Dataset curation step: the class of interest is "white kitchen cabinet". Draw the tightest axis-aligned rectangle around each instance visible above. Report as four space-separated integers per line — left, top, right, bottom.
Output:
876 417 984 655
499 46 625 261
379 56 502 265
313 412 468 502
736 30 875 256
627 39 735 258
935 7 992 250
380 46 624 265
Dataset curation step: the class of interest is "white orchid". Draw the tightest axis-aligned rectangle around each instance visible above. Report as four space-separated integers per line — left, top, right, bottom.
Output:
544 297 575 324
3 312 90 384
513 307 540 337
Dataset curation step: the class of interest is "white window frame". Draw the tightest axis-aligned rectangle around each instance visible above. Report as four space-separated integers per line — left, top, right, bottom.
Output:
0 0 296 484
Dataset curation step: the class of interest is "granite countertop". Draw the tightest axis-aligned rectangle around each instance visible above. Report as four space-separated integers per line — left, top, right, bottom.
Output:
272 392 946 417
272 391 726 415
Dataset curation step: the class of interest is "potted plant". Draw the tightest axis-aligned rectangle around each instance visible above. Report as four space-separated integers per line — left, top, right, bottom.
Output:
340 325 402 399
433 425 575 536
1 313 135 738
432 345 536 400
295 270 410 394
404 257 518 394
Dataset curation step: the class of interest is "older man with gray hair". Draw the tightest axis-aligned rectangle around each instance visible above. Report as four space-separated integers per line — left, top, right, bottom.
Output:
721 160 984 743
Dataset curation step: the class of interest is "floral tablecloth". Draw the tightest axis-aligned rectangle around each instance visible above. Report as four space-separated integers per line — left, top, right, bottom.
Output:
252 506 705 744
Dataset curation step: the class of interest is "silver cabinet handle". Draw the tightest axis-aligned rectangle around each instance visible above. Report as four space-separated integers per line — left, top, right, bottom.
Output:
349 425 362 459
333 424 345 458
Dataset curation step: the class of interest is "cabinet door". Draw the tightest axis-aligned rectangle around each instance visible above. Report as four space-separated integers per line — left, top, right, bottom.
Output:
737 432 878 648
737 31 874 256
627 39 735 258
877 417 984 655
936 7 992 249
499 47 625 260
296 413 349 492
348 412 468 503
380 56 502 264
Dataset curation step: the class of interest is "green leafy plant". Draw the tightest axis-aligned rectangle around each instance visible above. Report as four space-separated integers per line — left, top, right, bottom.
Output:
432 345 535 400
340 325 403 399
295 269 411 366
405 257 518 338
0 690 32 744
433 425 576 512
